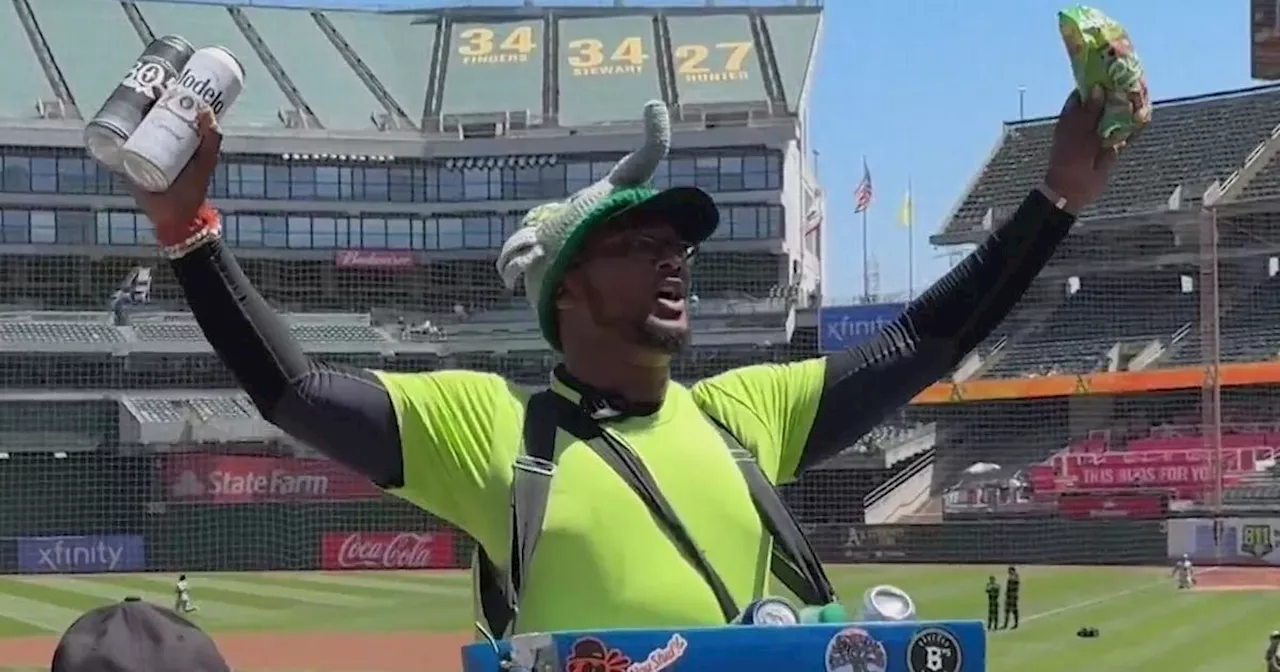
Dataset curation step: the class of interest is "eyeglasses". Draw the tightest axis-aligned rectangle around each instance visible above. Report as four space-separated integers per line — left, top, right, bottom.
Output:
588 235 698 263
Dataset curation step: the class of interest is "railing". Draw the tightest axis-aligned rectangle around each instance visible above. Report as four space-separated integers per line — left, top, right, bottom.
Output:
863 448 935 508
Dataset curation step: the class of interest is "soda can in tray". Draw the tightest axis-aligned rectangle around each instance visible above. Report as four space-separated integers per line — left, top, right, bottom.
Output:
120 45 245 193
84 35 195 172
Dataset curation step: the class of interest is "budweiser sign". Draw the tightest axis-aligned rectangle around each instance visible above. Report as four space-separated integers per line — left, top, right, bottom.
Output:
321 532 457 570
162 454 384 503
334 250 417 269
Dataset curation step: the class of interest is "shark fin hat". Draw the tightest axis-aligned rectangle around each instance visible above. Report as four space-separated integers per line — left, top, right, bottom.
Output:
496 100 720 351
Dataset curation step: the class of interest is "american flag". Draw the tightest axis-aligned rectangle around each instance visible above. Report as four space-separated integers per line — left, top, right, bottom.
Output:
854 159 873 213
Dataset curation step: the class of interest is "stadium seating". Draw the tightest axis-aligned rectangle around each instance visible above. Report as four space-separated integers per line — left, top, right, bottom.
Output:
944 86 1280 234
8 0 1280 549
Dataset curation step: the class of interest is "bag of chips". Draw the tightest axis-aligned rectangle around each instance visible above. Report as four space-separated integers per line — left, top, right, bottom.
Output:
1059 6 1152 148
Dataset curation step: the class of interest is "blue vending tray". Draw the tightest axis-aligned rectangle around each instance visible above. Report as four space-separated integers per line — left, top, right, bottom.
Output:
461 619 985 671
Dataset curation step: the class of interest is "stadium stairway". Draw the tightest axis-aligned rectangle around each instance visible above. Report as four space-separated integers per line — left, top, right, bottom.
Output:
896 494 944 524
862 449 935 524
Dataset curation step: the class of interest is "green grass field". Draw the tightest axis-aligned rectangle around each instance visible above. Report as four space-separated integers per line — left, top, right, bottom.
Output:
0 565 1268 671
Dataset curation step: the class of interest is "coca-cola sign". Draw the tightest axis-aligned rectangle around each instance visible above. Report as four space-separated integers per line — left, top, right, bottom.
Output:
321 531 457 570
334 250 417 269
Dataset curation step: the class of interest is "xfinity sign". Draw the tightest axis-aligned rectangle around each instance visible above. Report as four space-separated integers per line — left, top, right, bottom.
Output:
18 535 146 574
818 303 905 353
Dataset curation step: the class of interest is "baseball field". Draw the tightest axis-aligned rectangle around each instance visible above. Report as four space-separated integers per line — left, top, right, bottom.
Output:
0 564 1272 671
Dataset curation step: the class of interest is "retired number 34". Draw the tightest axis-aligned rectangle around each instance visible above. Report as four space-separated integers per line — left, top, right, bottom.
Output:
565 36 752 81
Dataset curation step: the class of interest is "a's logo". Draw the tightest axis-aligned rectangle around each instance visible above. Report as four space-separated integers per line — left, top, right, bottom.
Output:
907 627 962 672
1242 524 1274 558
824 627 887 672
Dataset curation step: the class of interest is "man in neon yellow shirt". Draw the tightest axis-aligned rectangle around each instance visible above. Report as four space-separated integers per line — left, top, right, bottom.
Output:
133 93 1115 635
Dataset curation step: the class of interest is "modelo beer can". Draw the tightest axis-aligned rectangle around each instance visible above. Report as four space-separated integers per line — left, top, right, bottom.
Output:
84 35 195 172
119 45 244 193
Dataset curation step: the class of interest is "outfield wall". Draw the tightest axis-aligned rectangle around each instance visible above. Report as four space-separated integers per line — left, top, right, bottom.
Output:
1166 517 1280 566
805 520 1168 565
0 453 461 573
0 452 1175 573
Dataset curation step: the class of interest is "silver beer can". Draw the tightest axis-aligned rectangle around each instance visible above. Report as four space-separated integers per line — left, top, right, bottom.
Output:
84 35 195 172
119 46 245 193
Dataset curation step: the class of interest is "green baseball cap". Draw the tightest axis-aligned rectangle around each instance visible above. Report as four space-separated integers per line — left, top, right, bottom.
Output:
496 101 719 351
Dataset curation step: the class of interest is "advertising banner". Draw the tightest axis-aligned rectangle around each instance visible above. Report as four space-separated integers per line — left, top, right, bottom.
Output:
334 250 417 269
1069 459 1213 489
817 303 904 353
18 535 145 574
1167 517 1280 565
162 454 384 504
1057 493 1166 520
1058 450 1213 468
321 531 457 570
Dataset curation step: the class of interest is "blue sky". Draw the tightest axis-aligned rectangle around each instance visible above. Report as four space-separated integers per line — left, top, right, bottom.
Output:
812 0 1256 304
162 0 1260 303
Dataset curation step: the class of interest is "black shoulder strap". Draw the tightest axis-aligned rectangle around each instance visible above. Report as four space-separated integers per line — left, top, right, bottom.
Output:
702 418 836 607
546 393 742 623
474 391 839 637
475 391 561 638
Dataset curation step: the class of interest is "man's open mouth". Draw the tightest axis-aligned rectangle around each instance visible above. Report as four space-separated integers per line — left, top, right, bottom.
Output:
654 284 685 318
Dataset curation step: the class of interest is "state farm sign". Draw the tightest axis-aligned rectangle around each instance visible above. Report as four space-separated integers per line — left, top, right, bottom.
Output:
334 250 417 269
321 532 457 570
162 454 384 503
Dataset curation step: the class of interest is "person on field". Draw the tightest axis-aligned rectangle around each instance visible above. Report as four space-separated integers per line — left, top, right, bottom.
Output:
1173 553 1195 589
130 93 1115 636
1001 565 1020 629
1266 630 1280 672
984 576 1000 631
175 573 198 613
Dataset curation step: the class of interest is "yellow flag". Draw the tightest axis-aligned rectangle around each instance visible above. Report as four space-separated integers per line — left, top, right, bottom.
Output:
897 186 913 228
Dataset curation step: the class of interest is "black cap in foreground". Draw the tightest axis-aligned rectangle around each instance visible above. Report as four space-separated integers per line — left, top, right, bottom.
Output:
52 598 229 672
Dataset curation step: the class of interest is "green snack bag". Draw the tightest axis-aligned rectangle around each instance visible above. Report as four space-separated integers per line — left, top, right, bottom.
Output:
1059 5 1152 148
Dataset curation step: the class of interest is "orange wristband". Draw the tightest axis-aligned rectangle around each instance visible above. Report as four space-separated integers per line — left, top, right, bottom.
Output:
160 201 222 259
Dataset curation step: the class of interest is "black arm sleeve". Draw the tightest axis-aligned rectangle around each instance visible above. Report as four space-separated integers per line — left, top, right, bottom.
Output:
169 239 405 488
797 188 1076 471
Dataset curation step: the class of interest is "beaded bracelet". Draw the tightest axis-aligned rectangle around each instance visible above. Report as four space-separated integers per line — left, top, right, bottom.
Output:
161 202 222 260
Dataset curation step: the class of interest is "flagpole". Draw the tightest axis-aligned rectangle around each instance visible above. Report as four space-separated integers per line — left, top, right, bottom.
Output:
861 207 870 302
907 178 915 300
861 156 870 302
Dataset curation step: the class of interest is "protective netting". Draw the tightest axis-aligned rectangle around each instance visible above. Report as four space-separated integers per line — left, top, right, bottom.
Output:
920 86 1280 568
0 142 827 572
8 0 1280 576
